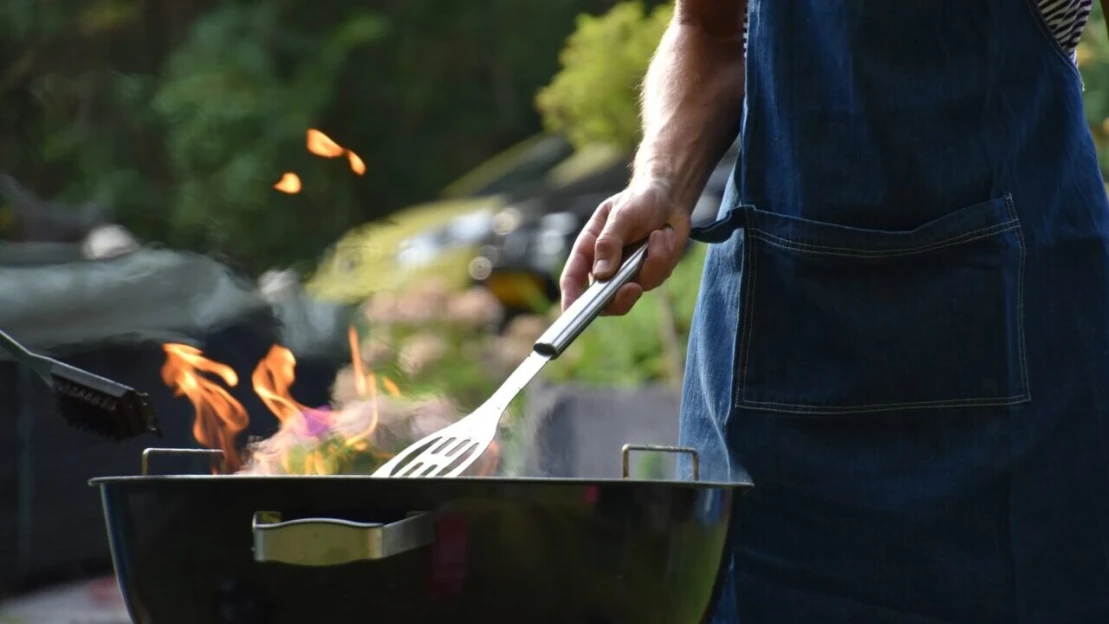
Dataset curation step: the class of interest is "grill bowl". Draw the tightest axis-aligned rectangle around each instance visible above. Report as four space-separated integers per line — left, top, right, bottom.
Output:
91 470 746 624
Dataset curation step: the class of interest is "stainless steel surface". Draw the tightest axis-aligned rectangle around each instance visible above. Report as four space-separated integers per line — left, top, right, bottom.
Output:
373 236 652 480
533 240 649 358
90 474 743 624
372 351 548 478
142 447 226 476
252 511 435 567
621 444 700 482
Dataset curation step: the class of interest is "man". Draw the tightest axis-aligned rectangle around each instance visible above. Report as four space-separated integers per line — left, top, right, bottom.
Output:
560 1 1109 622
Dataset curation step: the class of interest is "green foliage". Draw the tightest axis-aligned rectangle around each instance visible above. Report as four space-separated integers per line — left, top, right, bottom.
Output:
4 1 388 272
148 5 386 268
536 1 673 151
1080 5 1109 181
0 0 620 273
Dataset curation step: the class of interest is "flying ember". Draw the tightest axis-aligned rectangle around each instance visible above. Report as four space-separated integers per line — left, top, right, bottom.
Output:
273 173 302 194
348 150 366 175
274 129 366 194
307 128 366 175
306 128 344 158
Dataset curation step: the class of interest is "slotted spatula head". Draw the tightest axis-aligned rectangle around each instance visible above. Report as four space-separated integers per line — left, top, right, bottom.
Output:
372 351 550 478
372 413 499 478
372 237 652 479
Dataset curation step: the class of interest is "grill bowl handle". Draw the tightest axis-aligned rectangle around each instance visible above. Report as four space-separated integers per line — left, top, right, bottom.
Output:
621 444 700 481
252 511 434 566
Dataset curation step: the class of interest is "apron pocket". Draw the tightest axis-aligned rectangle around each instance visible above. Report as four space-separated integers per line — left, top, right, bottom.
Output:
735 194 1028 415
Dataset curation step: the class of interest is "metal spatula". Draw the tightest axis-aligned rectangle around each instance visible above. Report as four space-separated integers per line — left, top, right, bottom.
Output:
372 237 651 478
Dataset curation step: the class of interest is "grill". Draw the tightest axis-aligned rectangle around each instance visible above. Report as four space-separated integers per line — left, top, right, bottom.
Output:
91 445 747 624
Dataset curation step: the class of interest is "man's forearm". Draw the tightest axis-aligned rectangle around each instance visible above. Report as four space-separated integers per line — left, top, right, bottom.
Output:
632 1 747 215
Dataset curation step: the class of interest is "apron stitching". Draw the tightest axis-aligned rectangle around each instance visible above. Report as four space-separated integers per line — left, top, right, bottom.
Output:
734 194 1030 412
739 231 759 405
749 221 1020 258
1003 194 1032 401
740 394 1032 414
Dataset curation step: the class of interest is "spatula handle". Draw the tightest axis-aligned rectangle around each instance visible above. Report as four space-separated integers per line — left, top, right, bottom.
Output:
533 237 650 358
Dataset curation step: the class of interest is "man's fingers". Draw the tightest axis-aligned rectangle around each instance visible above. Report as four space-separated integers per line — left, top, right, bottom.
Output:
593 203 649 280
561 184 684 315
560 200 612 311
602 283 643 316
637 221 689 292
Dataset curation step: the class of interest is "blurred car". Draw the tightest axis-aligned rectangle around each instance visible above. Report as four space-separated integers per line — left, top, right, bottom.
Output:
468 141 740 313
305 135 627 305
467 192 610 309
438 134 576 199
306 196 496 302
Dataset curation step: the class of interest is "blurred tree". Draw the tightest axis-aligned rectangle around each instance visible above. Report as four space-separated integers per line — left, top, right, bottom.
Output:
144 3 387 270
0 0 387 272
1080 3 1109 183
0 0 619 273
538 1 1109 186
536 1 673 151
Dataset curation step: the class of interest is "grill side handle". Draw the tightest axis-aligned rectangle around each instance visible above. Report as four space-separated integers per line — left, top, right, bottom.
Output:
252 511 434 566
621 444 700 481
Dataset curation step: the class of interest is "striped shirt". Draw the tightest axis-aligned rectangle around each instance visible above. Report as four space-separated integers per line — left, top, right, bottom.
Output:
743 1 1093 61
1039 0 1093 59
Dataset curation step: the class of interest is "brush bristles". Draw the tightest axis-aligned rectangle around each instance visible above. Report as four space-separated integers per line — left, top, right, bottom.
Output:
50 364 162 441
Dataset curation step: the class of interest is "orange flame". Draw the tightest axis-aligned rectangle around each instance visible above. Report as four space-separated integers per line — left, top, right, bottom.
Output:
345 326 379 446
307 129 344 158
349 326 368 397
381 375 401 397
479 441 501 476
251 345 311 424
273 173 302 194
347 151 366 176
161 344 248 472
276 130 364 196
162 327 500 477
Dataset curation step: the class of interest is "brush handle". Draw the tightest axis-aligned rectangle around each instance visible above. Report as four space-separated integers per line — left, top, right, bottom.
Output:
0 328 52 378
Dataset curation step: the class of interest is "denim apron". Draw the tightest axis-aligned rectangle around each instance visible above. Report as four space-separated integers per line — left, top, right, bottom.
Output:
680 1 1109 622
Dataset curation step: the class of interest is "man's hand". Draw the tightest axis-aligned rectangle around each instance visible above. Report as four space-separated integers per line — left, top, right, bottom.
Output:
560 179 690 315
559 0 747 315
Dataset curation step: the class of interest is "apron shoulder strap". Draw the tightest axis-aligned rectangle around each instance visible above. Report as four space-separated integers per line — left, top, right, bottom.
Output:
689 205 748 243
